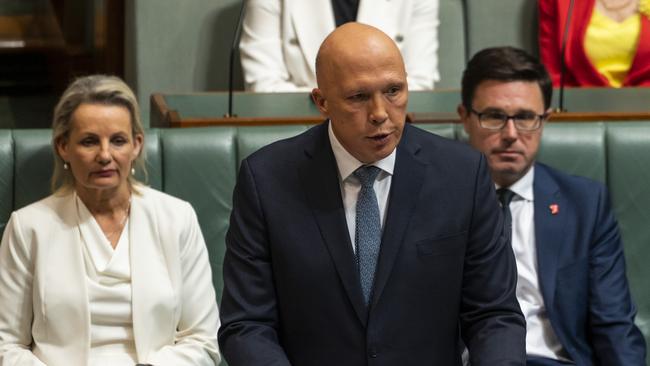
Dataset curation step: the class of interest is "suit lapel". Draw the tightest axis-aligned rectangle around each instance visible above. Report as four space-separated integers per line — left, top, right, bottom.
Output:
130 192 175 361
46 195 89 366
533 164 566 308
371 126 425 307
299 123 368 326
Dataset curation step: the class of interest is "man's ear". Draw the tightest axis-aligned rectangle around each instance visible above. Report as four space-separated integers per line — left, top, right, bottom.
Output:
457 104 471 134
311 88 329 117
545 107 553 118
540 107 553 131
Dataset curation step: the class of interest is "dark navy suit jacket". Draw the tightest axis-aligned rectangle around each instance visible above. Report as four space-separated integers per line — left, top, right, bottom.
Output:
219 122 526 365
531 163 646 365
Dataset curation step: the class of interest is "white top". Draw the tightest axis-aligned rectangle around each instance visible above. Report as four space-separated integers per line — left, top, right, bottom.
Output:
328 121 396 251
498 167 570 362
75 195 137 365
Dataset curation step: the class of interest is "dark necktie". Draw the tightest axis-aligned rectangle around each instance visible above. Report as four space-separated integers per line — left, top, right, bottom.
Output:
354 165 382 306
497 188 516 242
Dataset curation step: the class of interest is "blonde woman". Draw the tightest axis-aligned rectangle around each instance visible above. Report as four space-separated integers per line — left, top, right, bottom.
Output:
0 75 220 366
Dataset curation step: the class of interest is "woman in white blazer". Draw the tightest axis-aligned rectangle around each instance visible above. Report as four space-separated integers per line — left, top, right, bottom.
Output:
0 75 221 366
240 0 439 92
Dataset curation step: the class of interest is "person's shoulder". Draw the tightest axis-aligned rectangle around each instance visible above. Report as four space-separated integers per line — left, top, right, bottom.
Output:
536 162 606 191
8 193 72 234
13 193 68 219
535 162 609 203
137 185 191 211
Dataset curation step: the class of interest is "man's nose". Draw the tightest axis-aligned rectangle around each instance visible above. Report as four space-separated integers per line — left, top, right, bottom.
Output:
500 119 519 141
369 94 388 124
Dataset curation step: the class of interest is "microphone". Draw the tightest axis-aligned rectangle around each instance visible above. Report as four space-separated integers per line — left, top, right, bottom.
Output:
225 0 247 118
556 0 575 113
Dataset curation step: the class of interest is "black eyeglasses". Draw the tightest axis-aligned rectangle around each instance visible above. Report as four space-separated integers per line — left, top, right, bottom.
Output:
470 107 547 131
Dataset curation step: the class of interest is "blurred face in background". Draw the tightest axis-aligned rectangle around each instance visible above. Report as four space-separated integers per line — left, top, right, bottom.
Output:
460 80 548 187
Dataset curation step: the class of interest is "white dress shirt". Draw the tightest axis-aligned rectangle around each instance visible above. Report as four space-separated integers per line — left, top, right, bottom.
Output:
498 166 571 362
328 122 396 251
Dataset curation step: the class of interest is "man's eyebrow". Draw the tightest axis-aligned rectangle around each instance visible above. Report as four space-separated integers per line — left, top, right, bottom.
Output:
479 107 538 114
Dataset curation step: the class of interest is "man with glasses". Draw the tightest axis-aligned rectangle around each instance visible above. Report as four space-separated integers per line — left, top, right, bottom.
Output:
458 46 646 365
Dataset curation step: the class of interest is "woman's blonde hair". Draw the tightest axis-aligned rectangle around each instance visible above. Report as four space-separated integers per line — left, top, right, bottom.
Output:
51 75 147 194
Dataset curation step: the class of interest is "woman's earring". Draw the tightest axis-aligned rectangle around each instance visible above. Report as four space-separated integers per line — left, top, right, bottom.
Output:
131 168 135 175
63 162 69 170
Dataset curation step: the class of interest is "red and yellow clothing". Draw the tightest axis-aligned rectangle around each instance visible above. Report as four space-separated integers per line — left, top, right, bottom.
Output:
539 0 650 87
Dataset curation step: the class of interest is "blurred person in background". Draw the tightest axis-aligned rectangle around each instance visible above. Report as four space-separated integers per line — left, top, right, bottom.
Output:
239 0 439 92
539 0 650 87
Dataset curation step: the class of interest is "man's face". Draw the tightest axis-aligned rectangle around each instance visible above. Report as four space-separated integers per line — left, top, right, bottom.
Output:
460 80 548 187
312 46 408 164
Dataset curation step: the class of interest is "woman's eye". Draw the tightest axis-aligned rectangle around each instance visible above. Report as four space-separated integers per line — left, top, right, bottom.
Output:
112 137 127 145
80 138 95 146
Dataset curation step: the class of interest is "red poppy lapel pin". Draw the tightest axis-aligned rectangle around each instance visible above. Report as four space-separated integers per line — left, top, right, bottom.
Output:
549 203 559 215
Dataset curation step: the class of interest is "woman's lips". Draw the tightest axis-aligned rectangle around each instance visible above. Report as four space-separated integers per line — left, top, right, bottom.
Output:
93 170 117 177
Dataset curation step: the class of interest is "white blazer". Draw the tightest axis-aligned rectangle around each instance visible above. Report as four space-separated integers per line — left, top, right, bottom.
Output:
0 187 220 366
239 0 439 92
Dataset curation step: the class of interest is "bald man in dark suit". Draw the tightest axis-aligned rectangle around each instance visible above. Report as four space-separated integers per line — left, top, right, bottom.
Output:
219 23 526 366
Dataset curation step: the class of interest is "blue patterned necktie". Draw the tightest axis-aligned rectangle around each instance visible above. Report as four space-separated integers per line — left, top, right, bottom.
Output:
354 165 382 306
497 188 515 242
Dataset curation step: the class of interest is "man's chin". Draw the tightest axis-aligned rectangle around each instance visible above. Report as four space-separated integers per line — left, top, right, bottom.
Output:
491 165 530 186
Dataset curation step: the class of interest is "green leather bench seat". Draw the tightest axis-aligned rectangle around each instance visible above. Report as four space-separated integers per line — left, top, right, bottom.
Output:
607 123 650 338
0 123 648 359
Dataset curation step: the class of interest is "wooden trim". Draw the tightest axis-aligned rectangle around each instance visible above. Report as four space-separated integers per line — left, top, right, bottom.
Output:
151 93 650 128
410 112 650 124
547 111 650 121
150 93 172 127
95 0 125 76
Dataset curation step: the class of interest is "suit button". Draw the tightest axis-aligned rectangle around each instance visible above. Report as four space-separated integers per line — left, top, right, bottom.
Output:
369 347 378 358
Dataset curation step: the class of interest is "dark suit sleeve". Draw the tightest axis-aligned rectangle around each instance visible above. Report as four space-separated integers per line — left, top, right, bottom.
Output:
588 185 646 365
218 159 291 365
460 155 527 365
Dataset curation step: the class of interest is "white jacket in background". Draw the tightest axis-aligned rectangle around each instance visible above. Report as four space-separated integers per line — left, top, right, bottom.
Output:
240 0 440 92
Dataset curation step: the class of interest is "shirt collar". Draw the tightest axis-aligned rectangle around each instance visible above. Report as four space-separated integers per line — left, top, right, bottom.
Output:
328 120 396 181
496 165 535 202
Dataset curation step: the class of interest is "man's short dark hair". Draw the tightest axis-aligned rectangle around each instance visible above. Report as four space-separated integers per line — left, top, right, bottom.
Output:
461 46 552 110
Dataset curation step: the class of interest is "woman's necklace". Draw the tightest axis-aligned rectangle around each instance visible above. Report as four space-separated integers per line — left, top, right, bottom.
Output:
103 199 131 243
598 0 639 21
600 0 636 10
